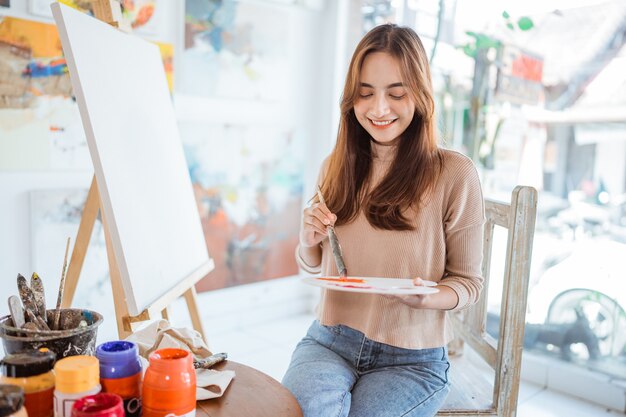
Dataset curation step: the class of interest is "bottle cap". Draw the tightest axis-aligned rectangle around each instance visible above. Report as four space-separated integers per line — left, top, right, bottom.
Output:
54 356 99 394
0 350 56 378
96 341 141 379
0 385 24 417
71 393 124 417
148 348 192 373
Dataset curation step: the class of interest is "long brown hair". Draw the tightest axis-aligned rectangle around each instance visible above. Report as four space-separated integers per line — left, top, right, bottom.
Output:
321 24 443 230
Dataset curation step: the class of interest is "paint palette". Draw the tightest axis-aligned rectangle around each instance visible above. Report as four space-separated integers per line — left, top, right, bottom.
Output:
302 277 439 295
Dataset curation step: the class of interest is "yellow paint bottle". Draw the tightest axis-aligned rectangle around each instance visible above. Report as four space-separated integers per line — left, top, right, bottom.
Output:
53 356 100 417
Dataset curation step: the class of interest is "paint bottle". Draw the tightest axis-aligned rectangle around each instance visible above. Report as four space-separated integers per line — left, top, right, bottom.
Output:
0 349 56 417
95 342 141 417
142 348 196 417
70 393 124 417
0 384 27 417
53 356 100 417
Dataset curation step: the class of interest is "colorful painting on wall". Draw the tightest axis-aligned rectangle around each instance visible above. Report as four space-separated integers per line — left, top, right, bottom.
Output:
0 15 173 171
155 41 174 91
53 0 160 32
29 188 118 342
179 123 304 291
181 0 292 101
0 16 90 171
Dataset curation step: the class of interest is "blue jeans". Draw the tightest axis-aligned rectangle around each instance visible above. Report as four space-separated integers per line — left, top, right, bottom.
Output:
282 321 450 417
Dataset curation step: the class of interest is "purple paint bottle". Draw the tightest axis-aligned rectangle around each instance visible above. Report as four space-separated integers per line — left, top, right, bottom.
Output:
95 342 142 417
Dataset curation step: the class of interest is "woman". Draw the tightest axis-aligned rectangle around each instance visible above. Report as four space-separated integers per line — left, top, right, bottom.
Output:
283 24 485 417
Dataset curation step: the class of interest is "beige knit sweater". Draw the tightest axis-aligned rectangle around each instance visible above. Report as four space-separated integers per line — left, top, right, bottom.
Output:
296 146 485 349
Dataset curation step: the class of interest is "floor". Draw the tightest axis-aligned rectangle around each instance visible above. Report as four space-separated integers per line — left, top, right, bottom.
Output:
207 313 623 417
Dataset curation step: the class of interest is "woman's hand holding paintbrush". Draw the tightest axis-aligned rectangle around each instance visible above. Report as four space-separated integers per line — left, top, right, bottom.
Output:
297 186 337 271
314 186 348 279
299 185 349 279
299 187 337 248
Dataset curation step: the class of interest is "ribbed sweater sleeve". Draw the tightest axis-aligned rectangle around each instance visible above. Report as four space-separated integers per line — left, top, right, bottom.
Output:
437 155 485 310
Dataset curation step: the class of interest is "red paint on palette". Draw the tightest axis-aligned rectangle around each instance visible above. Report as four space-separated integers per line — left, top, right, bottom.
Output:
329 283 373 289
317 277 365 284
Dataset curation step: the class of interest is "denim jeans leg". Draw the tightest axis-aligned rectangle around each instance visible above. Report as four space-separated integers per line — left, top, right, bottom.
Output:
282 323 357 417
348 347 451 417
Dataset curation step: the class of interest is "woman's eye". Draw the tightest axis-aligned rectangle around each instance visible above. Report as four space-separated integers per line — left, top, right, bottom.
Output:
390 94 405 100
359 93 373 98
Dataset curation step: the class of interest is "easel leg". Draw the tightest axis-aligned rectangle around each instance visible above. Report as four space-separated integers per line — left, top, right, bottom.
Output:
65 178 212 341
183 286 206 343
101 207 132 339
62 176 100 308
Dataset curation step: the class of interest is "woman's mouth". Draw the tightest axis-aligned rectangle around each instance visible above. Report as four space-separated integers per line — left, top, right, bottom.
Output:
368 118 397 128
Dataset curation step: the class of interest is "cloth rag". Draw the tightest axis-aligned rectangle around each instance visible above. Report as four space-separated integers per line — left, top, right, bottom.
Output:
125 319 235 400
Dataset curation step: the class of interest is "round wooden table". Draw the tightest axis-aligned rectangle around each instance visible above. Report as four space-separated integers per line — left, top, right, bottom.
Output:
196 361 303 417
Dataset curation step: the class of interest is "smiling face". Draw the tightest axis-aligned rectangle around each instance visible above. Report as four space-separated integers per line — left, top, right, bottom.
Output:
353 52 416 145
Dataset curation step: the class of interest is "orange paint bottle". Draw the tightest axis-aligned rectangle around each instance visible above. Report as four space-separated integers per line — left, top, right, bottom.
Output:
1 350 56 417
142 349 196 417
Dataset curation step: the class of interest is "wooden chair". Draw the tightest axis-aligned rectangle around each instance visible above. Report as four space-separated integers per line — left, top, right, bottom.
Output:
438 185 538 417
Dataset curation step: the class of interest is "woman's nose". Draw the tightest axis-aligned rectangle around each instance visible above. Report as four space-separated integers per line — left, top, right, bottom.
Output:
371 94 390 118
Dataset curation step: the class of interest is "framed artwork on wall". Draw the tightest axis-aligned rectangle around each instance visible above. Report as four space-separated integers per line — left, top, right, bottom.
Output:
179 123 304 292
29 189 117 341
177 0 303 291
0 15 173 171
181 0 293 102
0 16 90 171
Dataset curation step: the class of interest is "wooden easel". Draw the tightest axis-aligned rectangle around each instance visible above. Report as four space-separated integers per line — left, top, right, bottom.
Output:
61 176 211 341
59 1 211 341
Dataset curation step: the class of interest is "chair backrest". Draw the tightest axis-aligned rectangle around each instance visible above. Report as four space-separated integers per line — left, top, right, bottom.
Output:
438 185 538 417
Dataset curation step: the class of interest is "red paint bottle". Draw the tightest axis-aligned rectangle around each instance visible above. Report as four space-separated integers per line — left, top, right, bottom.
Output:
70 393 124 417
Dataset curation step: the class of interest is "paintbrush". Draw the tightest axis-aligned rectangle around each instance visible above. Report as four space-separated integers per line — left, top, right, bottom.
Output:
17 274 39 320
53 237 71 331
30 272 46 320
193 352 228 369
316 186 348 279
24 307 50 331
8 295 25 331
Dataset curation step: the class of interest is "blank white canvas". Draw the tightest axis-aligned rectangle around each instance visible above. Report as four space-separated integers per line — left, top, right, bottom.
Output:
52 3 211 316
